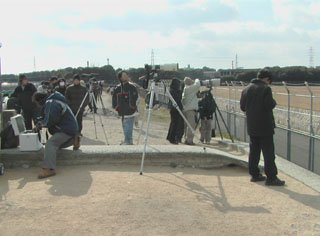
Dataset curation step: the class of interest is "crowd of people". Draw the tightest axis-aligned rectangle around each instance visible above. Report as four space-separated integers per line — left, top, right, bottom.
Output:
1 68 285 185
2 74 102 178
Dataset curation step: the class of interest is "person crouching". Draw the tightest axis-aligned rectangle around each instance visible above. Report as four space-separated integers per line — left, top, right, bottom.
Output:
33 92 80 179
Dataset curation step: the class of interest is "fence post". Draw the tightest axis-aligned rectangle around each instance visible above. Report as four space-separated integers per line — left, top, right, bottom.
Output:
231 81 237 139
282 81 291 161
240 81 247 142
305 82 315 172
226 81 231 134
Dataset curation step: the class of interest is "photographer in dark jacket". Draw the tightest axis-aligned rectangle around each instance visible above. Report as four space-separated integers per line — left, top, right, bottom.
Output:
56 78 67 96
240 69 285 186
11 74 37 130
112 71 138 145
33 92 79 179
65 74 89 133
198 89 216 144
166 78 184 144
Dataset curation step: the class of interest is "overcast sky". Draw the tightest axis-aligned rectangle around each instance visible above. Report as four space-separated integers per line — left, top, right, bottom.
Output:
0 0 319 74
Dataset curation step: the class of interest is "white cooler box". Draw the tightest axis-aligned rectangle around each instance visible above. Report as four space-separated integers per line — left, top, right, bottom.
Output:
10 115 43 152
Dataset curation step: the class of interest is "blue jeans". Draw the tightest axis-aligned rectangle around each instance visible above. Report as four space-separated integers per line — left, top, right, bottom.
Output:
122 117 135 144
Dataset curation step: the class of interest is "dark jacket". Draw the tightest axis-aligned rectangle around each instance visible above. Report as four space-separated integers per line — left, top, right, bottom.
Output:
65 84 89 113
169 78 183 111
41 92 79 136
11 83 37 112
112 82 138 117
240 79 276 137
56 86 66 96
198 91 216 120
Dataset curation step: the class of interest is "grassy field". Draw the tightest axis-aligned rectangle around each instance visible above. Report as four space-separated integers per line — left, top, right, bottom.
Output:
212 86 320 111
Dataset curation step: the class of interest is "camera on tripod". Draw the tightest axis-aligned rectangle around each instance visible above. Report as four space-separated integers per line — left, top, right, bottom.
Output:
142 63 179 89
200 79 221 88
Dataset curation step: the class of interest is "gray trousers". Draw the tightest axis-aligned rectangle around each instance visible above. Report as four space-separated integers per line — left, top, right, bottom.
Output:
183 110 196 143
43 132 74 170
200 119 212 142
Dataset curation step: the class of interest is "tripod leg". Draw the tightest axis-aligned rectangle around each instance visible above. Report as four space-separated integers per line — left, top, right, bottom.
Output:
92 112 98 139
215 112 223 140
140 83 156 175
137 106 147 145
92 91 109 144
216 105 234 143
75 92 89 118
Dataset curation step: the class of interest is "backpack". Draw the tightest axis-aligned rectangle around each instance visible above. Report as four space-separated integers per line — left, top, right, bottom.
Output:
199 92 216 119
1 122 19 149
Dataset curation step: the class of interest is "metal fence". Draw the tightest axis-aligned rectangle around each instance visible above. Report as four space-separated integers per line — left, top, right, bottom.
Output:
212 82 320 175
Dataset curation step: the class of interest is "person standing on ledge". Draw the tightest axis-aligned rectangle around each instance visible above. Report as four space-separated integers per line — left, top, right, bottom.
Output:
112 71 138 145
11 74 37 130
182 77 201 145
65 74 89 135
240 69 285 186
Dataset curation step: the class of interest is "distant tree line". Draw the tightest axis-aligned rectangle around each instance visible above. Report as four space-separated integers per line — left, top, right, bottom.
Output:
2 65 320 85
233 66 320 83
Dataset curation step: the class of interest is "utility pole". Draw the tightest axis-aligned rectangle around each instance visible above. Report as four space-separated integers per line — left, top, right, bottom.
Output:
309 47 314 68
235 54 238 69
151 49 154 66
33 56 36 71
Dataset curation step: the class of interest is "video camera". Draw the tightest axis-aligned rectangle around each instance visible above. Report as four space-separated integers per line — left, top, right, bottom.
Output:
142 64 179 89
200 79 221 88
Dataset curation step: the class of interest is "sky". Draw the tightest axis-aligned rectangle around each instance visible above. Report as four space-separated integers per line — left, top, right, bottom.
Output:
0 0 319 74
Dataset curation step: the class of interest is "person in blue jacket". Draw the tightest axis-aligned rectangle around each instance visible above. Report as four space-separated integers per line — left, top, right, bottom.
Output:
33 91 79 179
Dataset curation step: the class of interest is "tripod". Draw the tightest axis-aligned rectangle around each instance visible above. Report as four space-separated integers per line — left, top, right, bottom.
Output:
195 89 234 143
75 84 109 145
139 80 207 175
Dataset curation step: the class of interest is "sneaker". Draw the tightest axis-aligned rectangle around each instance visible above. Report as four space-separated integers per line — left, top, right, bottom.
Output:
73 136 80 150
184 141 195 146
265 177 285 186
169 141 179 145
120 141 133 145
38 168 56 179
250 174 266 182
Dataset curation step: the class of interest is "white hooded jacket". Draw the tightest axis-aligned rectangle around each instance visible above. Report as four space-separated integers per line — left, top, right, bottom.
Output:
182 78 201 112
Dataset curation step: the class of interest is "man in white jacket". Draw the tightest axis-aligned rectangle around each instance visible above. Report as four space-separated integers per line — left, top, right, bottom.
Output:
182 77 201 145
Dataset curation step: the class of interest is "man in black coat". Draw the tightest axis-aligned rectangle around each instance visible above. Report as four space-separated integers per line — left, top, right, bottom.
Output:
65 74 89 133
166 78 184 144
11 74 37 130
240 69 285 186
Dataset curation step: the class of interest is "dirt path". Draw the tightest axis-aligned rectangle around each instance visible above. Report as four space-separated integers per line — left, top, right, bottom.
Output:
1 165 320 236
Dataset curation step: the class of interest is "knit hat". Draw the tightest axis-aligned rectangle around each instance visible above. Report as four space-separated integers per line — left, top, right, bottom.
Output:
184 77 193 86
73 74 80 80
19 74 27 82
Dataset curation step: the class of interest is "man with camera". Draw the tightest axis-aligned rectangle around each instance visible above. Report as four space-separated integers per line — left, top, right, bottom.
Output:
33 91 79 179
65 74 89 134
240 69 285 186
198 89 216 144
112 71 139 145
182 77 201 145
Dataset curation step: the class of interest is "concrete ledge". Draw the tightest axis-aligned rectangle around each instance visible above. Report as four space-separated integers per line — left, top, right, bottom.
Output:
0 145 248 170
